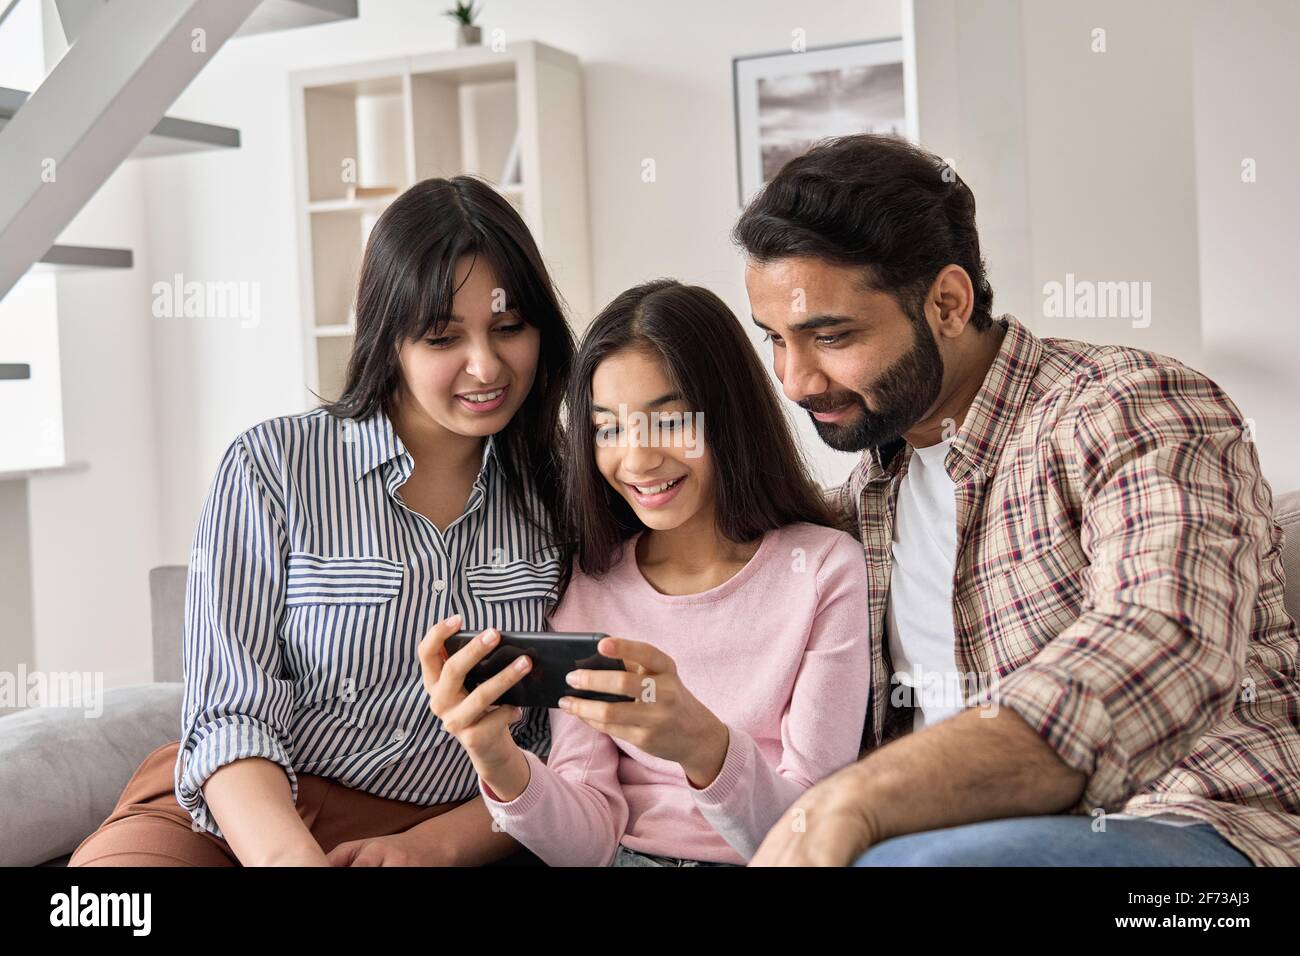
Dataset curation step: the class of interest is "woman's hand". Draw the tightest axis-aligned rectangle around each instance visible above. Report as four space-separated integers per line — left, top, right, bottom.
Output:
559 636 730 788
325 832 441 867
418 614 533 801
258 844 332 866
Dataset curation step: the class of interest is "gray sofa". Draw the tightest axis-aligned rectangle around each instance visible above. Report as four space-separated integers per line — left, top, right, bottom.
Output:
0 568 187 866
4 496 1299 867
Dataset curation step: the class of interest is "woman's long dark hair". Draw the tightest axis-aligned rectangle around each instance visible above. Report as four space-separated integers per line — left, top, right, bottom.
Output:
320 175 574 549
563 278 836 579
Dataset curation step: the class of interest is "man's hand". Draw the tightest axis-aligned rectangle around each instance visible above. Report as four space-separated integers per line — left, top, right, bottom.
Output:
750 762 879 866
751 708 1087 866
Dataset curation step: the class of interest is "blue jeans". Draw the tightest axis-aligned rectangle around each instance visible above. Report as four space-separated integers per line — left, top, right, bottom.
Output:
612 846 740 867
854 816 1252 866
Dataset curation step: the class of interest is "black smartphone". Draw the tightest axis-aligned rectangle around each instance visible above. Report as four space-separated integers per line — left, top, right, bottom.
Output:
445 630 635 708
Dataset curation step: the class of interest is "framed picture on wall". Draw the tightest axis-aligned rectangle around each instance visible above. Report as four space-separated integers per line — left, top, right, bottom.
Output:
732 37 915 206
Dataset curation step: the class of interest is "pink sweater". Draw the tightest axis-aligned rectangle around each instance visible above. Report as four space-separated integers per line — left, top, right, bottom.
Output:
479 521 872 865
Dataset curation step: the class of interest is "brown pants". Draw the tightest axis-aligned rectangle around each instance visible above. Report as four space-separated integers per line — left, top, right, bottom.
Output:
68 740 461 866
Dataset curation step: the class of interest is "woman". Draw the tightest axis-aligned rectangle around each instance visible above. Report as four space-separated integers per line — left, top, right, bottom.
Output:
422 279 872 866
69 176 574 866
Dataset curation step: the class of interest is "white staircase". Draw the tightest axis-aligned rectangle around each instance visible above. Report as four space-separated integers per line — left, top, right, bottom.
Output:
0 0 357 301
0 0 356 475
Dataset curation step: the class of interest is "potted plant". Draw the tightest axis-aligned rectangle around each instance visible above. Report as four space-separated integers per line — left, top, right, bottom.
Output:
445 2 482 47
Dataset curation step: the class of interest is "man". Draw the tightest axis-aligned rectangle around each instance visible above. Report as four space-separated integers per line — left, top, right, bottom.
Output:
735 133 1300 866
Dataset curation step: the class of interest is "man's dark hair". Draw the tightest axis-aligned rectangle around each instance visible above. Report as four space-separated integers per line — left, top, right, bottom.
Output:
732 134 995 331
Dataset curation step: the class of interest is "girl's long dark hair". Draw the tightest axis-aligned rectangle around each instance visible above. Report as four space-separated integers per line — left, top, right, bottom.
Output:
563 278 836 579
320 175 574 550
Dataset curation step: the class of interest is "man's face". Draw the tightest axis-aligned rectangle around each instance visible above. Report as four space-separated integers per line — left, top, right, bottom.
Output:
745 256 944 452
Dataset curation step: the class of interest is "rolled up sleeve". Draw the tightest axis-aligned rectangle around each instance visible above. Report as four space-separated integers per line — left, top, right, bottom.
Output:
995 367 1266 812
174 434 297 839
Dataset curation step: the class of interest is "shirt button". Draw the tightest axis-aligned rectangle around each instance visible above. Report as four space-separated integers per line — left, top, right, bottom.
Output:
433 579 446 593
391 728 407 743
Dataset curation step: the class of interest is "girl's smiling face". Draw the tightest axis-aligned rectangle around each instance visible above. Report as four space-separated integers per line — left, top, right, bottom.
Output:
394 254 540 438
590 347 712 532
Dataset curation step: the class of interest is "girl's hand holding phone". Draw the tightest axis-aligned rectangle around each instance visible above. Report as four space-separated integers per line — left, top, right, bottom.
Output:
418 614 533 801
559 636 730 789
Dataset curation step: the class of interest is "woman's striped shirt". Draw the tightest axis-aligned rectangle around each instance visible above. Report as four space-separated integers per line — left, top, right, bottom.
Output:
174 407 563 839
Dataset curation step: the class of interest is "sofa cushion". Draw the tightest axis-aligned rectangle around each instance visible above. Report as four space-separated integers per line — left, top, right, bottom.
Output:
1274 490 1300 627
0 682 182 866
150 566 188 683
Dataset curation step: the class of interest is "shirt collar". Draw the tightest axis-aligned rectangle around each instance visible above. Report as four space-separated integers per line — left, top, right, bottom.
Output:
348 408 499 483
857 313 1042 484
948 313 1042 480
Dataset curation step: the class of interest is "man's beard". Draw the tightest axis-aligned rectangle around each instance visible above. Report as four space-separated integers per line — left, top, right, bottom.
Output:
800 312 944 453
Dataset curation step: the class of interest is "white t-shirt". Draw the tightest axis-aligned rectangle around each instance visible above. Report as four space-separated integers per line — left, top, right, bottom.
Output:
886 438 962 733
885 438 1203 828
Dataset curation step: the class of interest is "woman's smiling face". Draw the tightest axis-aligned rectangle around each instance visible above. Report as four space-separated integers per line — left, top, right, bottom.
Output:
590 347 712 532
394 254 540 438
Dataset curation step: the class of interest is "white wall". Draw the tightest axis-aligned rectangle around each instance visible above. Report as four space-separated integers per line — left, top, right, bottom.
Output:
910 0 1035 324
1021 0 1204 370
29 162 162 685
927 0 1299 493
0 0 45 88
1192 0 1300 493
918 0 1205 359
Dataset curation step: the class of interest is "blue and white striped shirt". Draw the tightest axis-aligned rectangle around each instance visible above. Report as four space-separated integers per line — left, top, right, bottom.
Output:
174 407 563 839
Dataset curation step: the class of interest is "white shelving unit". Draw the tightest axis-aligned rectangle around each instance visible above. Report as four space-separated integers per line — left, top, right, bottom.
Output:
289 41 593 406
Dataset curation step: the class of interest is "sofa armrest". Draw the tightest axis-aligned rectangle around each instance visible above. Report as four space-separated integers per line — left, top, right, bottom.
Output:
0 682 183 866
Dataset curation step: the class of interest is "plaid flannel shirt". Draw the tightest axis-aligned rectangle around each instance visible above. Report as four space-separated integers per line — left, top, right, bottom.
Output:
833 313 1300 866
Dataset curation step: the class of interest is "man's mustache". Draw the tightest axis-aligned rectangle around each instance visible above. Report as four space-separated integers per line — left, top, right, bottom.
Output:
798 392 865 415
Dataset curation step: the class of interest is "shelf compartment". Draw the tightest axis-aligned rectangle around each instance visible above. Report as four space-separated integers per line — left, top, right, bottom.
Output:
308 208 371 329
409 69 522 194
303 75 407 202
291 42 593 408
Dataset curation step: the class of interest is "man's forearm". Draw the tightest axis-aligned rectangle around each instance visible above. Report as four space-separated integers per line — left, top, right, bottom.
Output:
847 707 1087 845
402 794 526 866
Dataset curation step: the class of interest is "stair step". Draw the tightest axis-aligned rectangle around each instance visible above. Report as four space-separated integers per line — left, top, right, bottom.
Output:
53 0 356 43
35 244 133 271
234 0 357 36
0 87 239 157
